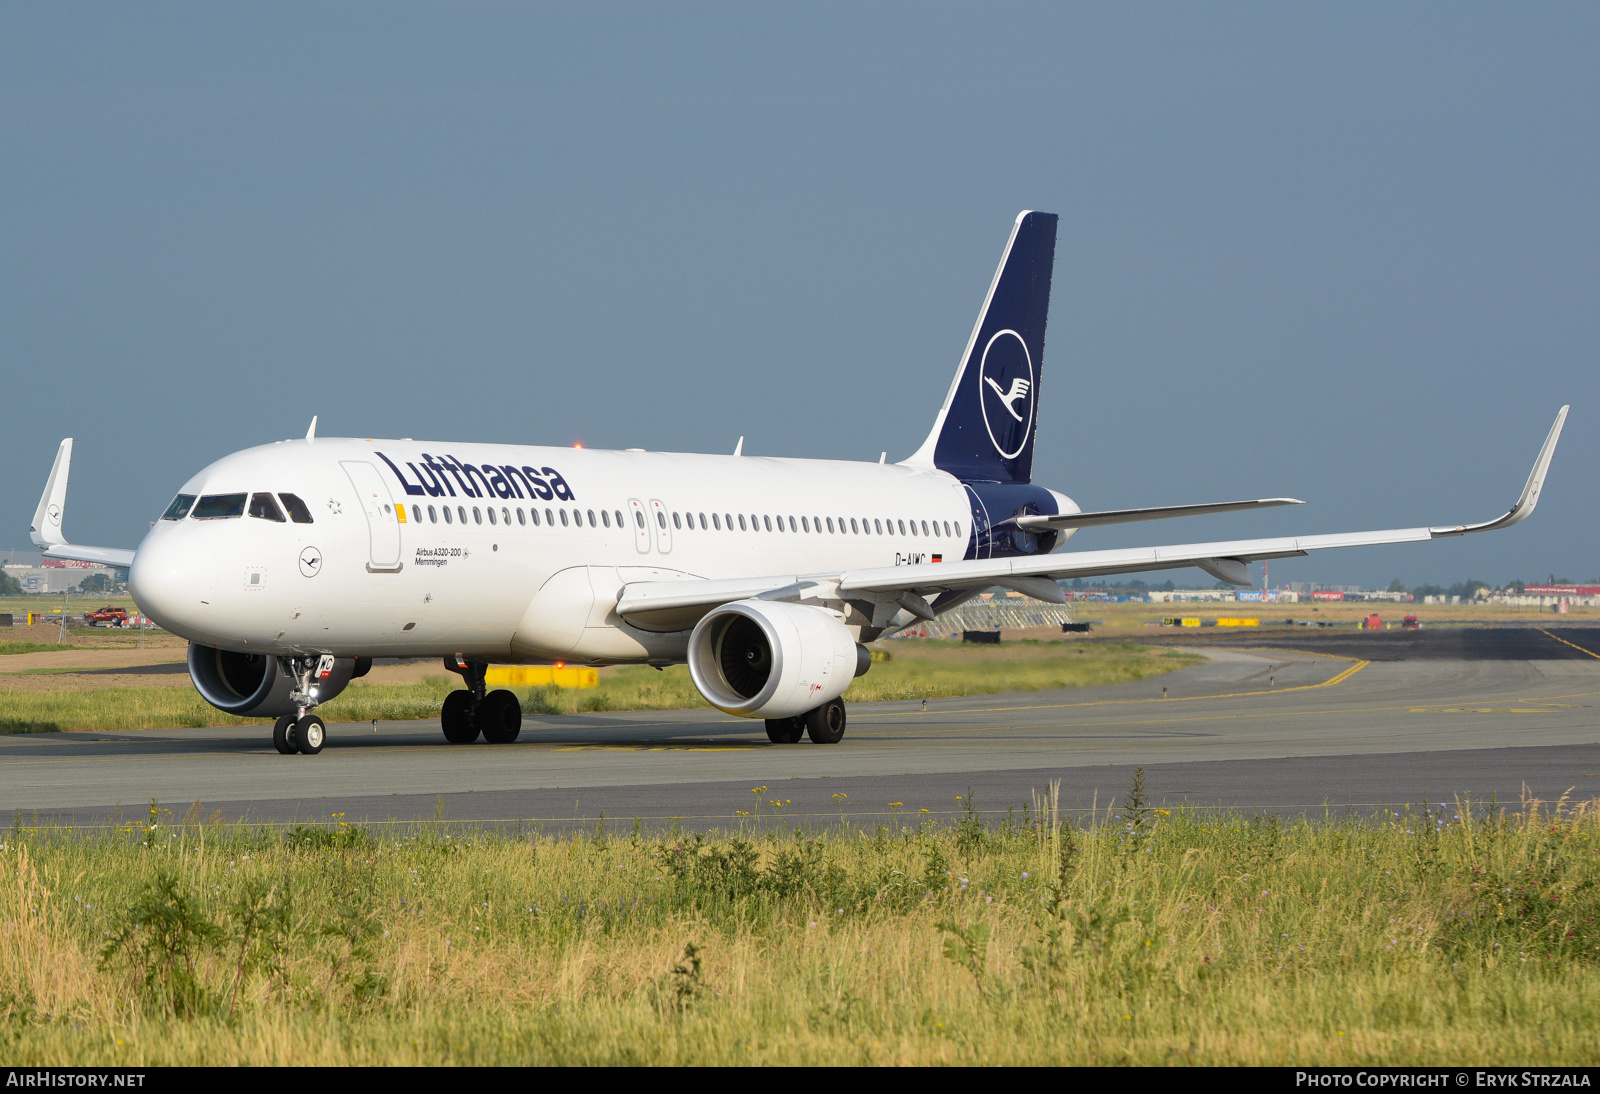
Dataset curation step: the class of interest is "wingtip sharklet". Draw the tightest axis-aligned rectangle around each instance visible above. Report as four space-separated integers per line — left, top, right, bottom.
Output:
29 438 72 548
1431 403 1568 537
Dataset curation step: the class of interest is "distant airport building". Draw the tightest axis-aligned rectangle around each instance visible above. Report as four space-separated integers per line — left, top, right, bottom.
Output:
1 549 122 593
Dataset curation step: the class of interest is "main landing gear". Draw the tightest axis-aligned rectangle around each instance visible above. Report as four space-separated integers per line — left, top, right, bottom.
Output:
765 696 847 745
272 655 334 755
440 656 522 744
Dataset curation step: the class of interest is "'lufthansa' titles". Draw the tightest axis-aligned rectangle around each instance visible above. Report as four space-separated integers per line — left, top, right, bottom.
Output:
375 452 575 503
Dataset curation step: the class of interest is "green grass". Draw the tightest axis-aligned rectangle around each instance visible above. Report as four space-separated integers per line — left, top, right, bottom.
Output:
0 642 74 656
0 642 1200 733
1 788 1597 1064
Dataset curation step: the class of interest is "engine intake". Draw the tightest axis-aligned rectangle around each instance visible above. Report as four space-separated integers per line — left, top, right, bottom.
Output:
187 643 360 718
688 600 862 719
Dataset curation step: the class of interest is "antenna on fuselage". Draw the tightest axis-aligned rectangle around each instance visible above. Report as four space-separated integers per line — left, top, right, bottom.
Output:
306 415 318 443
733 436 744 457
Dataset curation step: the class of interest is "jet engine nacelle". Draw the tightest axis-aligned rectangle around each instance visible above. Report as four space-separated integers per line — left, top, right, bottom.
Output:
187 643 367 718
688 600 868 720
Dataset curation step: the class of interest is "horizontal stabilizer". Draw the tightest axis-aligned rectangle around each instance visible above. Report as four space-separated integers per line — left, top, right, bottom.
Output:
1014 497 1303 531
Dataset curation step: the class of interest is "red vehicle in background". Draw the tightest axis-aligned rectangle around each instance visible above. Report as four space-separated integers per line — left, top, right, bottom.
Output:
1401 614 1421 629
82 605 130 627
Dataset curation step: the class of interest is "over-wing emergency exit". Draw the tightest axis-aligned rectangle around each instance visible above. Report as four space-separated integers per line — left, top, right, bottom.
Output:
29 211 1569 756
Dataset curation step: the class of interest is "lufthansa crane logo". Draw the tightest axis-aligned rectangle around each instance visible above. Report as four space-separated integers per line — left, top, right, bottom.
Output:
977 329 1035 460
299 547 323 578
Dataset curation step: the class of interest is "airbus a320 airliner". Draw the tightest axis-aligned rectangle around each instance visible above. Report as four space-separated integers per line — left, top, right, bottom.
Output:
29 212 1568 756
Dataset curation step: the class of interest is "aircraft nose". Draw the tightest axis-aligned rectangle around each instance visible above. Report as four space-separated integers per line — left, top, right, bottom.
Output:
129 528 215 639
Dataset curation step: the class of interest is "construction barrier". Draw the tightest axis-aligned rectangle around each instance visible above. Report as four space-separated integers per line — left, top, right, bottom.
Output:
484 665 599 688
1215 618 1260 627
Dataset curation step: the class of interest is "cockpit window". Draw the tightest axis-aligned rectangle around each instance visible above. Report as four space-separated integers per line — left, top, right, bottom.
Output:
278 493 314 524
248 492 286 522
192 493 247 520
162 494 196 521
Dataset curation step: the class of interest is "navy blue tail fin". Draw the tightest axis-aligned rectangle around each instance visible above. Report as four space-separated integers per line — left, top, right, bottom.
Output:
903 210 1057 484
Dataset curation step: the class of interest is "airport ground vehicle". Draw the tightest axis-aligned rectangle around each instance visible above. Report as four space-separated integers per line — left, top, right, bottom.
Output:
81 605 129 627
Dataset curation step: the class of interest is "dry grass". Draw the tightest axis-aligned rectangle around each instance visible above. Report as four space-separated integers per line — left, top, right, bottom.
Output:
2 787 1598 1064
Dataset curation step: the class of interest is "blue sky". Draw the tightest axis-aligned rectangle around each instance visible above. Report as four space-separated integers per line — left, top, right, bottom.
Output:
3 4 1595 588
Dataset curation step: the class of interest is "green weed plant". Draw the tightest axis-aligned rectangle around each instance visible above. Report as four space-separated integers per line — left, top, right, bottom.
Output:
1 785 1598 1063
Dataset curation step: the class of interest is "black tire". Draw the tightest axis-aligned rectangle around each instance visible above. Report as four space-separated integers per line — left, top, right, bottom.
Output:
478 689 522 744
441 690 480 744
804 698 846 744
765 717 804 743
295 714 326 755
272 713 297 755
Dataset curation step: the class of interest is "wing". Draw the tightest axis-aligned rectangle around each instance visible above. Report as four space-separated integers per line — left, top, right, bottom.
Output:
28 438 137 570
617 405 1569 627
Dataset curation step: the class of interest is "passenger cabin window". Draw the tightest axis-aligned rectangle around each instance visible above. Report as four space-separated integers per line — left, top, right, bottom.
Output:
473 507 482 524
531 508 540 526
411 504 421 523
672 512 681 529
192 493 247 520
443 506 453 524
712 513 721 530
428 505 437 523
560 510 569 527
517 508 526 526
615 510 624 527
487 508 497 525
587 509 596 527
247 492 285 522
162 494 196 521
601 510 610 528
738 514 747 531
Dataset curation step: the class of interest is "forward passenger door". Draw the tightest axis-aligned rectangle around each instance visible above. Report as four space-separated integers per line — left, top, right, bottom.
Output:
341 460 403 571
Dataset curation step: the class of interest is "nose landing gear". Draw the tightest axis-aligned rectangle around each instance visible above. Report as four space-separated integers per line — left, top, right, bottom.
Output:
440 656 523 744
272 656 337 755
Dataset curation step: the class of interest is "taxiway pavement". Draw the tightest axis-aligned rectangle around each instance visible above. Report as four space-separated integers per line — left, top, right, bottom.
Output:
4 628 1599 830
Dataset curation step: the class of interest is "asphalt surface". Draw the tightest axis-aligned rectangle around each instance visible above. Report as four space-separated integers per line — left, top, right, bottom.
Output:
5 627 1599 831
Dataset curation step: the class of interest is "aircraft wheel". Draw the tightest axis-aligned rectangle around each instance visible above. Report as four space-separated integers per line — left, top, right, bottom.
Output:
804 698 846 745
272 714 297 755
765 717 804 744
296 714 327 755
478 689 522 744
441 690 480 744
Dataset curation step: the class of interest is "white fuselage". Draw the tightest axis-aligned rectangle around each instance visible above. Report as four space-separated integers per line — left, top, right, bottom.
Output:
129 438 984 663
